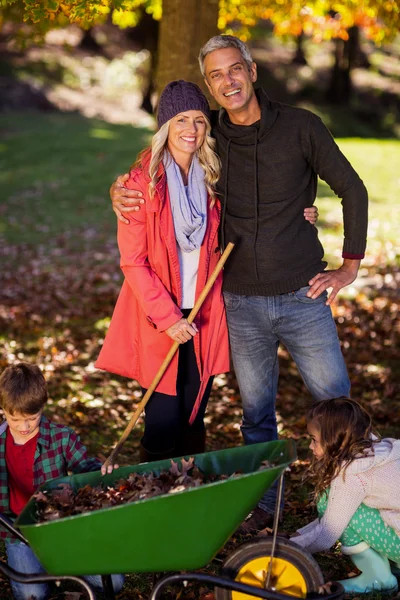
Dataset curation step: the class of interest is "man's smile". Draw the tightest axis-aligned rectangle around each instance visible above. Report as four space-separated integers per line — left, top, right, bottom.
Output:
223 88 241 97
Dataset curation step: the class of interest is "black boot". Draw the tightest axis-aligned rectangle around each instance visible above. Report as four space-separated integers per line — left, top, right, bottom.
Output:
178 429 206 457
139 442 177 463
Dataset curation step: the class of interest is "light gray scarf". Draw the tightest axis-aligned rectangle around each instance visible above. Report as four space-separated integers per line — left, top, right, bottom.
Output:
163 152 207 252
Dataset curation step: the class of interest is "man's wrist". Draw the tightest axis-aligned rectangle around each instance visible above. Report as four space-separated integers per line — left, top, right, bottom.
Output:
341 258 361 274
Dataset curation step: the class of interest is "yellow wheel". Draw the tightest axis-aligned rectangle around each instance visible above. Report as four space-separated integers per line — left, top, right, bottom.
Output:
215 538 324 600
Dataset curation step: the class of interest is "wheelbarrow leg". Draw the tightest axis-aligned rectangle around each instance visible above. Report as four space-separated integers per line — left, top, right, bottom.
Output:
101 574 116 600
265 472 285 589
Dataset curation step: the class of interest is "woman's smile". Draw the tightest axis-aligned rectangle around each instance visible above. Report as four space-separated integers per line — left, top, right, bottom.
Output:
167 110 207 161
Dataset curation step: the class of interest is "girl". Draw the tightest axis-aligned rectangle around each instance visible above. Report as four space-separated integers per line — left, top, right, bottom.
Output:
291 397 400 594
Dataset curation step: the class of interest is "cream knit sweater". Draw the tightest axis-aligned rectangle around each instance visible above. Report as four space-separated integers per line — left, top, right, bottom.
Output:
291 438 400 554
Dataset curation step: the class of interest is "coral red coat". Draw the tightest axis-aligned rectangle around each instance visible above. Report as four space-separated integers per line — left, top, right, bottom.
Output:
95 155 230 423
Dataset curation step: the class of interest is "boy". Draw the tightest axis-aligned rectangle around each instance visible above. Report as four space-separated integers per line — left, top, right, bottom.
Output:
0 362 124 600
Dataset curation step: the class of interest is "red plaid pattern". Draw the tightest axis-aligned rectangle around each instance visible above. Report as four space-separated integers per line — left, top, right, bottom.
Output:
0 415 101 540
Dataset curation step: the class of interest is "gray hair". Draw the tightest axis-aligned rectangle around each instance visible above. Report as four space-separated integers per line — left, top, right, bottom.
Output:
198 35 254 78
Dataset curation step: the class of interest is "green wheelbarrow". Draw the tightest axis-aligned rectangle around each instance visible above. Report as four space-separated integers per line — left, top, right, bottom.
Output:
1 440 344 600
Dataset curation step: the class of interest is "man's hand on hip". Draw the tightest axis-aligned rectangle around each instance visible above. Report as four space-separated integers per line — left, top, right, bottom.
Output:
307 259 361 306
110 173 145 224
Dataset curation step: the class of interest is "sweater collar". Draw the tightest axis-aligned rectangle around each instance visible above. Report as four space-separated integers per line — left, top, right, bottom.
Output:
216 87 279 145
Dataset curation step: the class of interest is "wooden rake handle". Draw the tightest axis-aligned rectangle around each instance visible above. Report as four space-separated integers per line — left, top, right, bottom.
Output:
104 241 235 468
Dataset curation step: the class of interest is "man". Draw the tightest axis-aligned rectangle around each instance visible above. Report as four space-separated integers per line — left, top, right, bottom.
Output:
110 35 368 533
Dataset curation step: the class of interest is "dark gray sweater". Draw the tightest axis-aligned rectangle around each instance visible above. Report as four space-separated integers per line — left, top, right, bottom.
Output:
212 88 368 296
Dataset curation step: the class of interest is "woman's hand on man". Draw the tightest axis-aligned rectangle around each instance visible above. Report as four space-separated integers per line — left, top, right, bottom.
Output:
304 206 319 225
110 173 145 224
166 318 198 344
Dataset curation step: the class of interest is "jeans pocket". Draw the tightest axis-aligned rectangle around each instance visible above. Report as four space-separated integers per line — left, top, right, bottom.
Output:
293 285 328 304
223 291 242 312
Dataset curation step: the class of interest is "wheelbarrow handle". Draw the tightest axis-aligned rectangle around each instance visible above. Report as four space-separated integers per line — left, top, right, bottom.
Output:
0 513 29 545
150 572 345 600
150 573 345 600
104 241 235 468
0 558 96 600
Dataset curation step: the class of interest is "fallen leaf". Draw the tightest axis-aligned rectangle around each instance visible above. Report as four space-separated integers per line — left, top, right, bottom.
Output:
257 526 273 537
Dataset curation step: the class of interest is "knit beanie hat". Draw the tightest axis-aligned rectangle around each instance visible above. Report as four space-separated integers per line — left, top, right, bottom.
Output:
157 80 211 128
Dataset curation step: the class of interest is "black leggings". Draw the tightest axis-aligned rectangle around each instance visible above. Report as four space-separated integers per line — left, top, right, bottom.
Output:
141 332 213 454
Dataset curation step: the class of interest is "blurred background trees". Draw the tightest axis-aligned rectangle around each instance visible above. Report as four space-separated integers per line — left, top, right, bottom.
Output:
1 0 399 108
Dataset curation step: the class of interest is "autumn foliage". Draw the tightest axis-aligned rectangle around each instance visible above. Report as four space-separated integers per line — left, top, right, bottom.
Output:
1 0 399 44
34 458 223 522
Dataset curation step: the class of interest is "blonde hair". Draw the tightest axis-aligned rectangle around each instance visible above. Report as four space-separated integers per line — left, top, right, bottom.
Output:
134 116 221 206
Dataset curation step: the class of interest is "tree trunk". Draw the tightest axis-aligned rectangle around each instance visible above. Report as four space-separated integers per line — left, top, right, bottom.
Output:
156 0 219 98
78 29 103 53
327 37 349 104
127 10 159 113
326 26 362 105
292 31 307 65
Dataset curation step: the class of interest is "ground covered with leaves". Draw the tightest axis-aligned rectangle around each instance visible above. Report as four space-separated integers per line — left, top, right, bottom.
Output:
0 106 399 598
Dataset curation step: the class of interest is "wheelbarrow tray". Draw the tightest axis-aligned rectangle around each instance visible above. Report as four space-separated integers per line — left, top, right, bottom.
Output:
15 440 296 576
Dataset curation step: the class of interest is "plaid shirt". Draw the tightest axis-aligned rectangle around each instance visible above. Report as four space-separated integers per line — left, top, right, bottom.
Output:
0 415 101 541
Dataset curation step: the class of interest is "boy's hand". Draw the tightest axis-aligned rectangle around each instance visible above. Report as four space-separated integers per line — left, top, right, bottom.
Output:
101 463 119 476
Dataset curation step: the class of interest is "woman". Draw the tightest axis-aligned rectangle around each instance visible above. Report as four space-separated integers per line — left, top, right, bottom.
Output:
96 80 229 462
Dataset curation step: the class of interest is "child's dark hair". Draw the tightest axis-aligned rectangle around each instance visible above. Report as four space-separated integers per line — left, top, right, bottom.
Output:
0 363 48 415
306 397 376 501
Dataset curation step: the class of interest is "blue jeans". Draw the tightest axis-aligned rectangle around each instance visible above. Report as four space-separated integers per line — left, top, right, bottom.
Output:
6 540 125 600
223 287 350 514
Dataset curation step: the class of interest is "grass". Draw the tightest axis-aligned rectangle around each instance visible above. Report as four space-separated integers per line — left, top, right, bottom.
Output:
316 138 400 267
1 113 399 262
0 112 153 245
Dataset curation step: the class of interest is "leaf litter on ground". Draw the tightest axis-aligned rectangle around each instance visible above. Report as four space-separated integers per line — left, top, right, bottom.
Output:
34 457 273 522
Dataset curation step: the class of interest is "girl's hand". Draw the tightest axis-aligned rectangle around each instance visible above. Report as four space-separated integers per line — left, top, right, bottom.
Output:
101 462 119 476
166 318 198 344
318 582 333 595
304 206 319 225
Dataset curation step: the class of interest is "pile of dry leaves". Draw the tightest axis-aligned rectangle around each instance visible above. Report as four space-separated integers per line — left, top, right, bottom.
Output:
34 457 271 522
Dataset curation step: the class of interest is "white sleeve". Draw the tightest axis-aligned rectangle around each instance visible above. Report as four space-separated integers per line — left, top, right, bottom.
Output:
290 473 368 554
